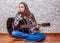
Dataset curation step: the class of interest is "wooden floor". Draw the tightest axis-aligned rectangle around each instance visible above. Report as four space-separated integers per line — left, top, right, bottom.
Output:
0 33 60 43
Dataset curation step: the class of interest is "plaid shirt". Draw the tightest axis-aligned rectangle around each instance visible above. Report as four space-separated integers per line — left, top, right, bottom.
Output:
14 14 37 34
14 14 23 26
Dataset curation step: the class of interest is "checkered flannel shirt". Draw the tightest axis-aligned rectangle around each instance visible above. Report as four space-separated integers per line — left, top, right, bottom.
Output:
14 14 37 34
14 14 23 26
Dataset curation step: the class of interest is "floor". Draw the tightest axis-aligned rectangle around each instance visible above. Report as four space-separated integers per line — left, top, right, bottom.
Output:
0 33 60 43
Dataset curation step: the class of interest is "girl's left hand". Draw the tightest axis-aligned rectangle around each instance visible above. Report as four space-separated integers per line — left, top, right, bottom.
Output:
35 24 41 29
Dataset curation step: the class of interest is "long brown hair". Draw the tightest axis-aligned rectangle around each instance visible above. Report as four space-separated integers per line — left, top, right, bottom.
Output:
18 2 36 22
18 2 30 16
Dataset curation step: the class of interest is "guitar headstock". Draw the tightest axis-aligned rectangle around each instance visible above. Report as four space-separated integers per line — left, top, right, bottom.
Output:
41 23 50 27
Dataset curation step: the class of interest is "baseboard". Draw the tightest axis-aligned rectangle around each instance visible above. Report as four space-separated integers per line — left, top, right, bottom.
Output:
0 33 9 35
44 33 60 35
0 33 60 35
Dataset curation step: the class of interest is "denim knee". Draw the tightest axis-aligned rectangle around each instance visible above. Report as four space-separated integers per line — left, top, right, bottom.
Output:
25 33 46 42
11 30 17 37
11 30 29 38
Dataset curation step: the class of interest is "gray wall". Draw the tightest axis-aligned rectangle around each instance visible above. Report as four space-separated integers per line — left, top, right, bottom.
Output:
0 0 60 33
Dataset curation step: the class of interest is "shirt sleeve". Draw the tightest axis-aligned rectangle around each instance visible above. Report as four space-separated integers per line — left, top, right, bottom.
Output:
14 14 23 26
14 14 19 26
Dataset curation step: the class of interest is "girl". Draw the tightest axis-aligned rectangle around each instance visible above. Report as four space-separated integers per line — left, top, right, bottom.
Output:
11 2 45 42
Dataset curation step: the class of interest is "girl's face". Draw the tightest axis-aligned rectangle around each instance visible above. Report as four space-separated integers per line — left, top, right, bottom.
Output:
18 4 25 13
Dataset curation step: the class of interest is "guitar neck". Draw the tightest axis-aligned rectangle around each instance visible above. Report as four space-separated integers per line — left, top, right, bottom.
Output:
20 23 50 29
20 24 33 29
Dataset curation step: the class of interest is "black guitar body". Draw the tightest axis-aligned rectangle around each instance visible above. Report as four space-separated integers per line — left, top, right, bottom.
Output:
7 17 30 35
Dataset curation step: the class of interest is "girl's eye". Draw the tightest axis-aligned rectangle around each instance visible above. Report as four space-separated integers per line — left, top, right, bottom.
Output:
21 6 24 8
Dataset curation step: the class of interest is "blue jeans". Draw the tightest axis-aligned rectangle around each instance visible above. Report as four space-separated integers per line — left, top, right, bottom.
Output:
11 30 46 42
